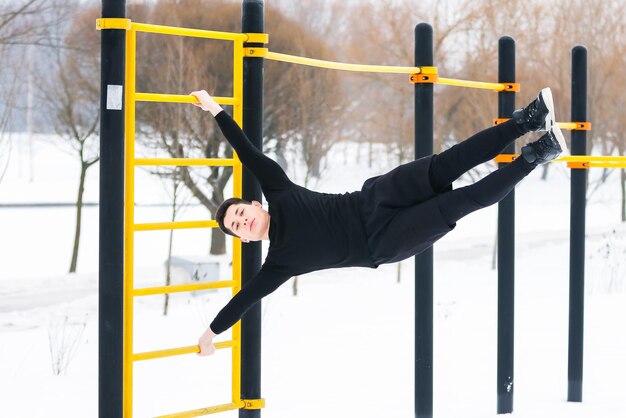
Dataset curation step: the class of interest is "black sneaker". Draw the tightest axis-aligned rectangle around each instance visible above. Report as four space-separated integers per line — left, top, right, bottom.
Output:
512 87 555 132
521 126 567 165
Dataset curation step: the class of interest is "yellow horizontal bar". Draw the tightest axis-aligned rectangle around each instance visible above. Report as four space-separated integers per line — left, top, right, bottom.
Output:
558 155 626 163
96 18 131 30
437 77 509 91
133 280 237 297
131 22 247 41
265 51 429 74
135 93 238 106
586 162 626 168
134 220 218 231
156 401 245 418
134 158 236 167
495 154 626 166
133 341 237 362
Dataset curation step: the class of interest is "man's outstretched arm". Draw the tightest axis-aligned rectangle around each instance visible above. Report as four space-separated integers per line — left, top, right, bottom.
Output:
198 268 289 356
190 90 292 195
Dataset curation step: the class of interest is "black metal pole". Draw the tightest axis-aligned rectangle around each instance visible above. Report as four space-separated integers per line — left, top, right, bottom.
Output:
497 36 515 415
99 1 125 418
415 22 434 418
568 45 587 403
241 1 264 417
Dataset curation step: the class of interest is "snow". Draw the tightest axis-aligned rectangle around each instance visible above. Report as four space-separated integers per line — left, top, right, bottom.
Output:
0 132 625 418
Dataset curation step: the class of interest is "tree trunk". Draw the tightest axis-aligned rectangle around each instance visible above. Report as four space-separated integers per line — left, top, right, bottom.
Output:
620 168 626 222
292 276 298 296
164 179 178 316
210 227 226 255
69 163 87 273
396 261 401 283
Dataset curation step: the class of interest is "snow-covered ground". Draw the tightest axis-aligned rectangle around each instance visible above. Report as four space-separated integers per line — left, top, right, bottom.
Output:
0 132 625 418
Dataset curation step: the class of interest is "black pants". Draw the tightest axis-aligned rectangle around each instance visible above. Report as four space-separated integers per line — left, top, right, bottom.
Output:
359 119 535 266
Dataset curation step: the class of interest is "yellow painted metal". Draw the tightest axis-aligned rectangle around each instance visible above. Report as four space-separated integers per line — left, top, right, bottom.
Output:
495 154 626 167
244 33 269 43
437 77 513 92
557 121 592 131
134 220 218 231
494 118 592 131
567 162 626 169
132 22 247 41
231 37 245 410
133 280 238 297
133 341 238 362
264 50 425 74
135 92 239 106
134 158 236 167
244 47 268 57
123 27 137 418
241 399 266 409
96 17 131 30
156 402 245 418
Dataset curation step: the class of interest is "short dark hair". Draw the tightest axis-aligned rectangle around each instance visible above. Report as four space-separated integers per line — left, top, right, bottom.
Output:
215 197 250 237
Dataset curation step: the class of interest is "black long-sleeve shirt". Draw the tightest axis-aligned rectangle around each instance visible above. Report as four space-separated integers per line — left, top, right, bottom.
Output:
209 111 375 334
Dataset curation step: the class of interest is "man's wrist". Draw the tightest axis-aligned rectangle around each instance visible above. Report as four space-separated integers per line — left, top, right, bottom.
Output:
209 104 223 117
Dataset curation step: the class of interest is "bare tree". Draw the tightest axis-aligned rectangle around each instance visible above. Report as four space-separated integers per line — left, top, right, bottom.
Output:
0 0 64 182
131 0 346 256
41 5 100 273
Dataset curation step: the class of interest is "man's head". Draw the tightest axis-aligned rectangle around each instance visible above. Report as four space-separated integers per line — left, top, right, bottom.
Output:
216 198 270 243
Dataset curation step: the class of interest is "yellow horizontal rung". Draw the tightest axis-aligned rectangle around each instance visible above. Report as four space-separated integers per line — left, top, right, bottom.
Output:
133 280 237 297
131 22 247 41
557 122 592 131
135 93 239 106
493 119 591 130
134 158 237 167
134 220 218 231
156 401 245 418
133 341 237 362
559 155 626 163
264 50 433 74
494 154 626 167
567 162 626 169
437 77 519 92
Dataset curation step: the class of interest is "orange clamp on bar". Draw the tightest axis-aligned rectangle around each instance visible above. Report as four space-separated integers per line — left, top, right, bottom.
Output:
567 162 590 169
493 118 509 126
502 83 520 92
410 73 439 83
494 154 518 163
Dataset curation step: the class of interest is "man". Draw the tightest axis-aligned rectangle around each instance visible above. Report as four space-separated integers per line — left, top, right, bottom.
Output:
190 87 566 356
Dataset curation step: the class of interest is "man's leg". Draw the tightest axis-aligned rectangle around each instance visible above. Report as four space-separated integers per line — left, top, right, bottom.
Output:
435 156 535 226
436 124 567 225
429 88 556 192
428 119 523 192
367 127 565 266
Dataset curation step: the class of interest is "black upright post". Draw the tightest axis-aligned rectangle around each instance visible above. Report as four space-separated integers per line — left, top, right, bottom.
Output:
414 22 434 418
497 36 515 415
99 1 125 418
568 45 587 403
241 1 264 417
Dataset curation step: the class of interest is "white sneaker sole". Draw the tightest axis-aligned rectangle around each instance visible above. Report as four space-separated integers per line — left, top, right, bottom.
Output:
540 87 556 131
551 125 568 154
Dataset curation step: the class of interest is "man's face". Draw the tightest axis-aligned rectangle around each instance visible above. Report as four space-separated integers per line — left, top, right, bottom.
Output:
223 200 269 243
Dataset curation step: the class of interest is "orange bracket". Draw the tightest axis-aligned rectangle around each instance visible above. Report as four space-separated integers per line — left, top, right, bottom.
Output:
494 154 518 163
567 162 590 169
410 73 439 84
502 83 520 92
